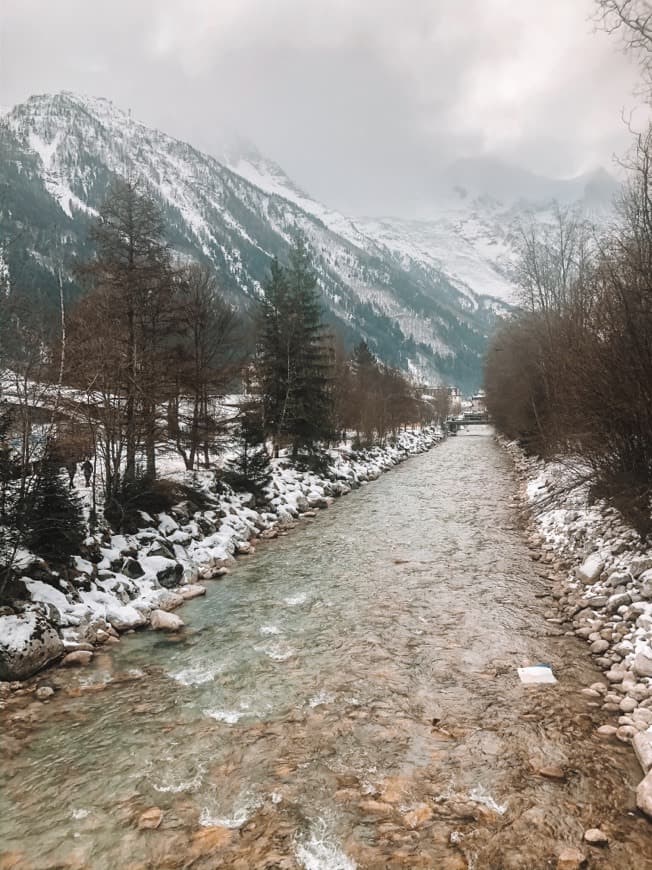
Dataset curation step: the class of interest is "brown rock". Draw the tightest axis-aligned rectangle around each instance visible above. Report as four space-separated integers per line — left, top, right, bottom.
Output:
358 799 394 815
403 804 433 829
380 775 410 803
138 807 163 830
538 764 566 781
0 852 29 870
635 769 652 818
557 847 587 869
62 650 93 667
583 827 608 845
189 825 232 856
596 725 618 737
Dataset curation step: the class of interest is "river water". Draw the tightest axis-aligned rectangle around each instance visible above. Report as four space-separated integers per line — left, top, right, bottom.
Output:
1 431 651 869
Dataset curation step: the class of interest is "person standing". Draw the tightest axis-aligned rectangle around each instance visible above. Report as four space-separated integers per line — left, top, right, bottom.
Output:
65 460 77 489
81 459 93 487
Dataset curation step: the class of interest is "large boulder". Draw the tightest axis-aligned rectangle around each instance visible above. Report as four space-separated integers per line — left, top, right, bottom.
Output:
0 611 64 681
633 732 652 773
636 769 652 818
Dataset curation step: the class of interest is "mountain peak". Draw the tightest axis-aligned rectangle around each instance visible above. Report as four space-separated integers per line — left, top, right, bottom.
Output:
443 155 617 209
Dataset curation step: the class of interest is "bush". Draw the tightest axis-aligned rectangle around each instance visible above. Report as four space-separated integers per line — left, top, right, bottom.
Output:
105 477 213 532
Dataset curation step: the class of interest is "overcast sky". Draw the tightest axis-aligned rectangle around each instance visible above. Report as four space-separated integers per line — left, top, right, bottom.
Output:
0 0 648 214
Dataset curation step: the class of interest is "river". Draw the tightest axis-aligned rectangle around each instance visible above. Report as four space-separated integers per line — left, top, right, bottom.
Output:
1 431 651 869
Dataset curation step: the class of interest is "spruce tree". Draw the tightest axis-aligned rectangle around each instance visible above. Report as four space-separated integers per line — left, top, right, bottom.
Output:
285 234 334 455
256 235 334 458
227 398 271 499
25 447 85 567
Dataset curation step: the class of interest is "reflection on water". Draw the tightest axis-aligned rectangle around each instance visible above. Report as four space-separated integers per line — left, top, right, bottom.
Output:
1 432 651 869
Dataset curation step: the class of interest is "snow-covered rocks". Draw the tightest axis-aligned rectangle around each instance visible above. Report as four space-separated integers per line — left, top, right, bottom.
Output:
0 611 64 681
576 553 604 584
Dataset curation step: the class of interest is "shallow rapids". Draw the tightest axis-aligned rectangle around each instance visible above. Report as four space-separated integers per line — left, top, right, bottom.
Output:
2 431 651 869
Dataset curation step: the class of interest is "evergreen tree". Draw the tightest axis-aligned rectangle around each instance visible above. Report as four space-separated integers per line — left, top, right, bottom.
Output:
227 398 271 499
256 234 334 457
24 447 85 567
285 234 334 454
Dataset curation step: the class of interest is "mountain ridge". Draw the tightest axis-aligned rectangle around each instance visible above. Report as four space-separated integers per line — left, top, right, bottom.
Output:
0 91 611 392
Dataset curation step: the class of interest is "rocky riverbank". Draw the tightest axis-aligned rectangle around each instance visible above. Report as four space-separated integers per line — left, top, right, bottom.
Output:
503 438 652 818
0 428 443 686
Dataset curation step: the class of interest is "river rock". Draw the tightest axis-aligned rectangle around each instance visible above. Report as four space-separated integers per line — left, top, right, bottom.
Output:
596 725 618 737
0 612 64 681
62 650 93 667
35 685 54 700
153 590 184 611
577 554 604 584
537 764 566 781
403 804 433 828
616 724 636 742
583 828 608 846
590 639 610 655
619 697 638 713
606 592 631 613
190 825 232 856
138 807 163 830
150 610 184 631
178 584 206 600
631 557 652 578
557 847 587 869
636 769 652 817
633 731 652 773
632 651 652 678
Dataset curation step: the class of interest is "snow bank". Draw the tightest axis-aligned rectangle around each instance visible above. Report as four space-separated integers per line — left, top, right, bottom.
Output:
502 439 652 754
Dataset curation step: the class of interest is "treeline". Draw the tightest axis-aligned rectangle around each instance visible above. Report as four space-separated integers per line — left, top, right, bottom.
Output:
0 179 445 571
484 131 652 534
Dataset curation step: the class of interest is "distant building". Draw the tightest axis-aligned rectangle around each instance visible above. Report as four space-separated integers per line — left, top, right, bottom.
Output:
470 391 486 413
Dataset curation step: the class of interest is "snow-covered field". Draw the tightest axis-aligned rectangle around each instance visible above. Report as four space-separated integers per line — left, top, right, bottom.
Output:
0 428 443 683
503 439 652 811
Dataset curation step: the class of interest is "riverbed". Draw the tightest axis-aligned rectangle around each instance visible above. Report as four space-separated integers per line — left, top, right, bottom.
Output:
1 431 650 869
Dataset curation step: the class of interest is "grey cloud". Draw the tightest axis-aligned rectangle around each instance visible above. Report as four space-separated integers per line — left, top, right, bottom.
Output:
0 0 646 215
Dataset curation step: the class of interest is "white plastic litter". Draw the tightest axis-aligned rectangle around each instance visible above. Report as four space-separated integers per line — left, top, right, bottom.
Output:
517 665 557 685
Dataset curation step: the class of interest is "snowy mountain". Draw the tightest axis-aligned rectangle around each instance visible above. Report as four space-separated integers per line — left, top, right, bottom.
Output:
0 92 617 391
224 148 618 306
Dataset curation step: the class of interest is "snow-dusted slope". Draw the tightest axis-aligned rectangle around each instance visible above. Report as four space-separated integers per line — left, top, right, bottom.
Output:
223 150 616 307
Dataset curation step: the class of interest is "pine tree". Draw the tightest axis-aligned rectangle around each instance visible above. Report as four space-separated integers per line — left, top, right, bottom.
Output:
24 447 85 567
